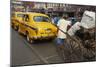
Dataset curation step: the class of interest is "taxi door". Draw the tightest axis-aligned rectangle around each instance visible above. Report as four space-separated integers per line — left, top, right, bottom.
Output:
19 14 28 35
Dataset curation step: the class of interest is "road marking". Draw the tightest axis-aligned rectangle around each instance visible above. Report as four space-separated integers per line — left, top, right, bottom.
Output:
11 29 64 66
17 31 63 64
22 55 59 64
24 41 49 64
34 55 58 63
46 55 58 59
19 35 49 64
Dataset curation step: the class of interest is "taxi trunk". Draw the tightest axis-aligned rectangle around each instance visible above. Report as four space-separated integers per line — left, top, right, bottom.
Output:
32 22 57 39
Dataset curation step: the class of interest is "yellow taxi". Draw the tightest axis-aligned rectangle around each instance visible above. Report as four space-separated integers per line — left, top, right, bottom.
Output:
18 12 58 43
11 12 24 30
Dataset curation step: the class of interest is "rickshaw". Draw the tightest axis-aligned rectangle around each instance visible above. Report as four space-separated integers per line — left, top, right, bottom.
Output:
57 11 96 62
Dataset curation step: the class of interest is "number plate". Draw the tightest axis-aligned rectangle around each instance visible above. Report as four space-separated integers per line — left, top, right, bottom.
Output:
46 30 51 33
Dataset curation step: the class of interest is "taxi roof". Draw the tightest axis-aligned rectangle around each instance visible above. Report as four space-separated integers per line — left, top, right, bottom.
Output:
14 12 24 14
25 12 49 17
13 12 25 14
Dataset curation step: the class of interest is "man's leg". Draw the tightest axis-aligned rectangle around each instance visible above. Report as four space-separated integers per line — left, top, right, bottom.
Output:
56 38 66 61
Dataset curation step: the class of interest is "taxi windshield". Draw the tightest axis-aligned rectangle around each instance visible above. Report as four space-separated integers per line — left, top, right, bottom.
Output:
33 16 50 22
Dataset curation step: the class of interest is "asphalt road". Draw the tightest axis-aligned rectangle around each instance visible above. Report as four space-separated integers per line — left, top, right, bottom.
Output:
11 28 65 66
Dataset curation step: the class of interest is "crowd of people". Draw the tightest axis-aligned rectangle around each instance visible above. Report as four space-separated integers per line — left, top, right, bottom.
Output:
50 14 82 50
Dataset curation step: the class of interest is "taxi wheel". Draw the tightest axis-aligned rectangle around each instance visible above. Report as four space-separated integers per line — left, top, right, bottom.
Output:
13 25 16 30
12 24 15 29
11 24 14 28
18 26 21 34
26 34 33 44
14 26 19 31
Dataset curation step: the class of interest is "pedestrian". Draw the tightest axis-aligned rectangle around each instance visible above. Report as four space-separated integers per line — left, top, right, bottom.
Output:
56 14 71 50
53 15 60 25
50 15 54 24
71 17 77 26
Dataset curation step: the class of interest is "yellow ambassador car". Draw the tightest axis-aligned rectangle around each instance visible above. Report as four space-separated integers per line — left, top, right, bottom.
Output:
11 12 24 30
18 12 58 43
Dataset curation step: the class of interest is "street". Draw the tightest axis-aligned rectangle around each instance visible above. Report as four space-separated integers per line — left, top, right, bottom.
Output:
11 28 65 66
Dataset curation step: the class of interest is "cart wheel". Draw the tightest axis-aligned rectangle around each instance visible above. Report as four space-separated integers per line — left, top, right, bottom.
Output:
81 42 96 60
63 44 72 63
56 46 67 62
64 37 83 62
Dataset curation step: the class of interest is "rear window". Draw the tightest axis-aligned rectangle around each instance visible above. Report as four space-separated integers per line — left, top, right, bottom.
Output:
33 16 50 22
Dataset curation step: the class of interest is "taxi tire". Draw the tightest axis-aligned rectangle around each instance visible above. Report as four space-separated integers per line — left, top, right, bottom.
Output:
12 24 15 29
13 25 16 30
26 34 33 44
14 26 19 31
18 26 21 34
11 24 14 28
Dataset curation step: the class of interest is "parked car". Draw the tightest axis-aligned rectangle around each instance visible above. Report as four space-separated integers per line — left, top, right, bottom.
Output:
11 12 25 30
18 12 58 43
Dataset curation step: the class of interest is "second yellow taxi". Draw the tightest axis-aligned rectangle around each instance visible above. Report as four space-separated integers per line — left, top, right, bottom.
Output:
11 12 25 30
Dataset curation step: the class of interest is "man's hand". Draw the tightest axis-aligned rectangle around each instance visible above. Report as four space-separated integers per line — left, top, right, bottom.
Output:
67 25 71 31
